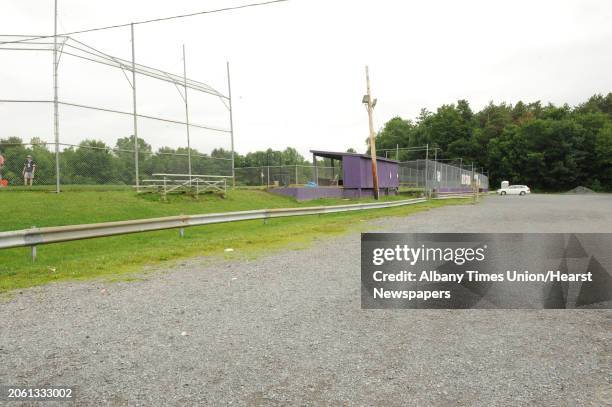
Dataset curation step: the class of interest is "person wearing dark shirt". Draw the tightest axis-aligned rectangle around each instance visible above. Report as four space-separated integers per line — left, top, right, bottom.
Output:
22 155 36 186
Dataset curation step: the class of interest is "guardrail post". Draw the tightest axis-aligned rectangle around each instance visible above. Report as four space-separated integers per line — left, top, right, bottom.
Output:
179 228 184 238
30 225 37 262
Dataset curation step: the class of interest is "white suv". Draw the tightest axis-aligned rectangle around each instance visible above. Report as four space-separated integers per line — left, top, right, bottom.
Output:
498 185 531 196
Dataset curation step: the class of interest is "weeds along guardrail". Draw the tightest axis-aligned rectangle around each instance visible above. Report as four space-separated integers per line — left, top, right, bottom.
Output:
0 194 475 261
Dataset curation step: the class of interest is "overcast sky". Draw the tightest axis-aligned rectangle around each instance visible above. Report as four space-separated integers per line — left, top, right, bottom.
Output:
1 0 611 158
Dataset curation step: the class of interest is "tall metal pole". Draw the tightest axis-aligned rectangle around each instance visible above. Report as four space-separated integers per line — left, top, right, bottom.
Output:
53 0 60 193
459 158 463 188
433 147 437 191
365 66 379 200
424 143 429 195
182 44 192 183
226 61 235 189
396 144 399 161
130 23 139 191
471 162 476 203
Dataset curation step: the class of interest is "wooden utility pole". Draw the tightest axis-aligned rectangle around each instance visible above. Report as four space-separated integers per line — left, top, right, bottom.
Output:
364 66 379 200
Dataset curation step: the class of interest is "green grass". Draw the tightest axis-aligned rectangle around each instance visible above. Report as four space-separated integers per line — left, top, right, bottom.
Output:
0 188 416 230
1 184 134 193
399 186 425 193
0 188 470 292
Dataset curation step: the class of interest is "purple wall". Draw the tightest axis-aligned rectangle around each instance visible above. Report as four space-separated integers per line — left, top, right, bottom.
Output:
342 156 362 188
376 159 400 188
342 156 399 189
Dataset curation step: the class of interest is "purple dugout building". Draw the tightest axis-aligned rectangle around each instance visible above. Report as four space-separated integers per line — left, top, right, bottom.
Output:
270 150 399 201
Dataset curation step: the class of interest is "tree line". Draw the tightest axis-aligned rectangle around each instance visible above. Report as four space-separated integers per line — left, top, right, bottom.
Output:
373 93 612 191
0 136 313 185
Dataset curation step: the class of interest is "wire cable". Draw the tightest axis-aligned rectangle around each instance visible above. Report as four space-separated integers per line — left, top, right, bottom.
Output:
0 0 289 45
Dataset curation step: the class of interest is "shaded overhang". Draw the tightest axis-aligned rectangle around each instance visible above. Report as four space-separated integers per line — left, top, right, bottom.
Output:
310 150 398 163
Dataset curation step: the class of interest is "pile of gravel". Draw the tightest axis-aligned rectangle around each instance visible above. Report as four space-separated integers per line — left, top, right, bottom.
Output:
566 186 596 194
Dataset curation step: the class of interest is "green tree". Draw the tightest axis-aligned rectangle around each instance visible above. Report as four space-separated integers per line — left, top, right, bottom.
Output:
65 140 118 184
114 135 152 183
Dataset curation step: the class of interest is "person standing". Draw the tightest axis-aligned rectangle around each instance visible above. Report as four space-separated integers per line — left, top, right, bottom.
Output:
22 154 36 186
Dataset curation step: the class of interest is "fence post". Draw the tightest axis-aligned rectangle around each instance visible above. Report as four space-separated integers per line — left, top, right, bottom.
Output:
425 145 429 197
130 23 140 193
433 148 437 193
471 163 476 204
295 165 298 185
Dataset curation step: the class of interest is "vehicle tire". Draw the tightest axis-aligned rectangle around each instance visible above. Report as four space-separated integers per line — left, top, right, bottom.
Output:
520 191 525 196
501 191 506 196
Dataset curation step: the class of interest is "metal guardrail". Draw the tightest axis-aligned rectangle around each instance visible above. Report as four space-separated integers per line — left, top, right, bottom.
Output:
1 197 428 251
0 194 475 260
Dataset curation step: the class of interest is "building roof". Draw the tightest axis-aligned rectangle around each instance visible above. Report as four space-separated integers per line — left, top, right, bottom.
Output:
310 150 398 163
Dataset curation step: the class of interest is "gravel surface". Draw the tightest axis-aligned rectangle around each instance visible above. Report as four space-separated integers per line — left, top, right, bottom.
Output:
1 194 611 406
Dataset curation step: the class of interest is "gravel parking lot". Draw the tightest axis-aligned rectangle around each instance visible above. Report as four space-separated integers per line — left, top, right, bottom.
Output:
1 194 611 406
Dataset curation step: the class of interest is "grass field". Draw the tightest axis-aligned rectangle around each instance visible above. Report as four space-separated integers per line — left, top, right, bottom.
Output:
0 188 469 292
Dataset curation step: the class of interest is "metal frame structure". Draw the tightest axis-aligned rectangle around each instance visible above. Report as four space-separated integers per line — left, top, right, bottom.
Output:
0 29 235 192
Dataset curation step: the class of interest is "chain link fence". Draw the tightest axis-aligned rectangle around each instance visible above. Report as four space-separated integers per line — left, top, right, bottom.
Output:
399 159 489 193
1 142 488 193
234 165 337 188
0 141 335 191
0 141 232 189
